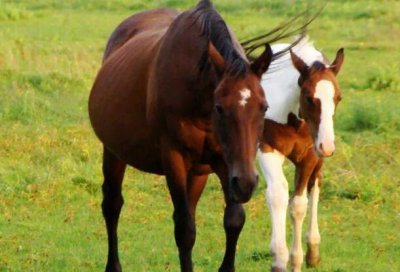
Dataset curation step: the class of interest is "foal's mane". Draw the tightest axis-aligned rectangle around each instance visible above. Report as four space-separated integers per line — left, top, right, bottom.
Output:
310 61 327 72
194 0 248 77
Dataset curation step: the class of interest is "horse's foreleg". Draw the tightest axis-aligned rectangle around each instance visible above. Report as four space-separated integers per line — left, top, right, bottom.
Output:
161 140 195 272
101 147 127 272
306 171 322 267
211 161 245 272
219 202 245 272
187 173 208 216
258 150 289 272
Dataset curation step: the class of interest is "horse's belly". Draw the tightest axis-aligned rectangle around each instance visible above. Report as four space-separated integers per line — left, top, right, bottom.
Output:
114 138 164 175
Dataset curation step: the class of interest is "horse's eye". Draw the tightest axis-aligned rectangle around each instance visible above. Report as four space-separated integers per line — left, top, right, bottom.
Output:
215 104 224 115
306 96 314 106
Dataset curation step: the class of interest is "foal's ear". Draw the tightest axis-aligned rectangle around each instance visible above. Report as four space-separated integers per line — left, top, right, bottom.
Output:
330 48 344 75
208 43 226 75
290 50 309 79
251 44 272 78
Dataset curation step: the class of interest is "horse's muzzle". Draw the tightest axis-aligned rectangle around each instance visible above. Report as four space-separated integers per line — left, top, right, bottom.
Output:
229 175 258 203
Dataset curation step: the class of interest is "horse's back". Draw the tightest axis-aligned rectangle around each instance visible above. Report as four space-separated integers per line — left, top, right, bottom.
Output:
89 9 179 174
103 8 179 61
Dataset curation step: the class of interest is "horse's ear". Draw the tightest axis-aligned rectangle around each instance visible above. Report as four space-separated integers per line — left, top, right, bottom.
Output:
330 48 344 75
250 44 273 78
208 43 226 75
290 50 309 79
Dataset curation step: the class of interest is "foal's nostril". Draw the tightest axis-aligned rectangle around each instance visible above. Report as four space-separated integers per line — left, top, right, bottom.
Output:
319 143 334 157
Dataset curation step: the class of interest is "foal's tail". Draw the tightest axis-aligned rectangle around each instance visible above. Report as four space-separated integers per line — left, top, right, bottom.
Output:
241 3 325 62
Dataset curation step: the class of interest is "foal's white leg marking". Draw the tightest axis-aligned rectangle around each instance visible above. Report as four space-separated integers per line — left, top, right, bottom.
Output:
307 181 321 246
239 88 251 107
289 188 308 272
258 150 289 270
314 80 335 156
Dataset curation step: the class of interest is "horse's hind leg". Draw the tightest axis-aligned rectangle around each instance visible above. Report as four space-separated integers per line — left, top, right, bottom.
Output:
101 147 127 272
305 168 322 267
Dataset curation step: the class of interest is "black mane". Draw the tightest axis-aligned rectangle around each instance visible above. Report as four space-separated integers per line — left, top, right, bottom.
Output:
194 0 248 76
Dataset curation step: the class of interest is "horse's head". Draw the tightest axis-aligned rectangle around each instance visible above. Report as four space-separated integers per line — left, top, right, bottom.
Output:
290 48 344 157
209 44 272 203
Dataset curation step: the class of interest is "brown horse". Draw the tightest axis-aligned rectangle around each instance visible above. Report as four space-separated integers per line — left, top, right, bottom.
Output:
89 1 272 271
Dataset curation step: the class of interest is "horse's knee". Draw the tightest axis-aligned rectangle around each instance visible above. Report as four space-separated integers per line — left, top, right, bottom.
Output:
173 209 196 249
224 204 245 232
102 183 124 219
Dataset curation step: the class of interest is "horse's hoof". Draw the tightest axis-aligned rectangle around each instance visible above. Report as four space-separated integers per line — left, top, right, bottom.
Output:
105 263 122 272
271 267 286 272
306 245 321 267
218 265 234 272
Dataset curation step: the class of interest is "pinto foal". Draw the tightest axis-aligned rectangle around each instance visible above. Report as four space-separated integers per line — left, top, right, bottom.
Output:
258 38 344 272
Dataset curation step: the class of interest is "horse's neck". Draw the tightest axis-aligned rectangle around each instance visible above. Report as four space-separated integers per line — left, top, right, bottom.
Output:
262 41 325 124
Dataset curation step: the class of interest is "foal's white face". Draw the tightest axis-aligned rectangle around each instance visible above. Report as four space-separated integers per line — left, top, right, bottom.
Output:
290 49 345 157
314 79 337 156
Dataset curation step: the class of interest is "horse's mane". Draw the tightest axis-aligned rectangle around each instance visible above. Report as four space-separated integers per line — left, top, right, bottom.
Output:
194 0 248 77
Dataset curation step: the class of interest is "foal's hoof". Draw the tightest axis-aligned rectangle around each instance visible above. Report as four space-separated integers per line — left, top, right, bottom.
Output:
306 245 321 267
271 267 286 272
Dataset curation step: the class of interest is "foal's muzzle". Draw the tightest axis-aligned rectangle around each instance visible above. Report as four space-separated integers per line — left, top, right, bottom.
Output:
315 142 335 157
229 174 258 203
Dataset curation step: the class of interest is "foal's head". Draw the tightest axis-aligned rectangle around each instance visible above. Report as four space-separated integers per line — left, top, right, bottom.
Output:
210 44 272 203
290 49 345 157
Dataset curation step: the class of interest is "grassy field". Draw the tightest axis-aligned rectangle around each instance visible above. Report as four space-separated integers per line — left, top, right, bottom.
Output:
0 0 399 271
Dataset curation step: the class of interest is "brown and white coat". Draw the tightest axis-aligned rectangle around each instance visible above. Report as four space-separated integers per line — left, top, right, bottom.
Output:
258 37 344 272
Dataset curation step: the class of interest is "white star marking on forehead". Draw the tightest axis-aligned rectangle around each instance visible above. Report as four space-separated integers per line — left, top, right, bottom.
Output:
239 88 251 107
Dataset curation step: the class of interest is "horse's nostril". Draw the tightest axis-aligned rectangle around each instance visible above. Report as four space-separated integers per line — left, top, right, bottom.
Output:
231 176 239 188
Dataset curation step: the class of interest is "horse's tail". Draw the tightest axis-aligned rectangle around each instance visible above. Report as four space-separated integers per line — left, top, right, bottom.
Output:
241 3 325 62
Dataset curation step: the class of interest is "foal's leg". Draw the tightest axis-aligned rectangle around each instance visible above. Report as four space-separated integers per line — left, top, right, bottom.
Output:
102 147 127 272
306 168 322 267
161 140 196 272
289 159 317 272
258 150 289 272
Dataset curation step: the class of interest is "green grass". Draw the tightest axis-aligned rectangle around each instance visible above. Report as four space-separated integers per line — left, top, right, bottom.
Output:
0 0 399 271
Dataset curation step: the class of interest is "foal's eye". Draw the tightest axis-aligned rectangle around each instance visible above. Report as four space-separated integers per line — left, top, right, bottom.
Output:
215 104 224 116
261 103 269 113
